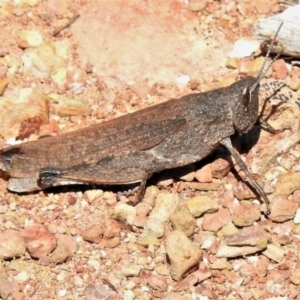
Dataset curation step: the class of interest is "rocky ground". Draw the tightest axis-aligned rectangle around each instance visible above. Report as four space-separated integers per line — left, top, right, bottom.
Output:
0 0 300 299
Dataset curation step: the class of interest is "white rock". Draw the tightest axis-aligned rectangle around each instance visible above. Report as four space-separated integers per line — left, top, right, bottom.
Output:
198 296 210 300
201 235 215 250
14 271 29 282
88 259 100 271
125 281 136 290
21 40 70 77
247 255 259 264
143 193 179 238
279 3 300 20
74 275 84 286
56 272 66 281
175 75 190 89
228 38 260 58
124 290 136 300
217 244 264 258
294 208 300 224
58 289 67 297
18 30 44 47
111 203 137 225
121 264 142 277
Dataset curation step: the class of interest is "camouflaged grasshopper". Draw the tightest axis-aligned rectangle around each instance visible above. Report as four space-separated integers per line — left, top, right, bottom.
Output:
0 23 285 214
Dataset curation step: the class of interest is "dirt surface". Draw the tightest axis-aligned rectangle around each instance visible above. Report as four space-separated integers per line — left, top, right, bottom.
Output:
0 0 300 299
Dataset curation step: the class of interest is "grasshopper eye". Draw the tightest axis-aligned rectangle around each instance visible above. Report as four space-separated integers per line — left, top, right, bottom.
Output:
242 86 251 110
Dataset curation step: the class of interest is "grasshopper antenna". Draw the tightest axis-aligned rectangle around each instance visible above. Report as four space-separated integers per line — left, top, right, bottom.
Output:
250 22 284 92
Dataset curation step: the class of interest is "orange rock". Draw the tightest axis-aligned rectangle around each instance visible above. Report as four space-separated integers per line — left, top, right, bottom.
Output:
255 0 275 14
233 181 256 200
255 256 269 277
202 208 230 232
51 233 77 263
103 220 121 238
81 224 104 243
195 164 213 183
20 224 57 258
0 88 49 140
272 59 288 79
212 158 232 179
269 198 298 222
147 275 168 291
225 226 268 248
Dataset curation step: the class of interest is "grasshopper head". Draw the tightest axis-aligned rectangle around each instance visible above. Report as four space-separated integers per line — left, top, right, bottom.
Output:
230 22 284 134
230 77 260 134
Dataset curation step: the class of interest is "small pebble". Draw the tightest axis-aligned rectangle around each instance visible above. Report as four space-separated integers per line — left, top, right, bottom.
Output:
0 230 26 258
263 244 285 262
124 290 136 300
58 290 67 297
121 264 142 277
186 195 218 217
166 230 201 281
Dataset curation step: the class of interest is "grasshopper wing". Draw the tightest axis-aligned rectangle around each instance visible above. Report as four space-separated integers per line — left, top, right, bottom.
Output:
1 116 186 179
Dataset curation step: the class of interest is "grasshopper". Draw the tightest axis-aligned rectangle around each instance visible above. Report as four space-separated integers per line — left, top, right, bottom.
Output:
0 24 285 214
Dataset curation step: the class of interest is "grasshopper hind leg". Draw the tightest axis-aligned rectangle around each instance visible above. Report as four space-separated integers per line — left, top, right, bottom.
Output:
221 137 270 215
117 173 150 204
